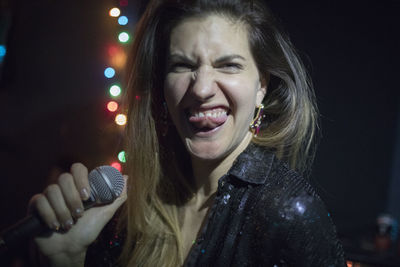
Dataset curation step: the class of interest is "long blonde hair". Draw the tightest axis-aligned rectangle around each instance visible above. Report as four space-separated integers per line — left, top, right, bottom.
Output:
119 0 319 266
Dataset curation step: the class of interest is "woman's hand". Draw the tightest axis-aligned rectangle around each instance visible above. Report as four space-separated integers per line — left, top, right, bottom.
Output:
28 163 127 267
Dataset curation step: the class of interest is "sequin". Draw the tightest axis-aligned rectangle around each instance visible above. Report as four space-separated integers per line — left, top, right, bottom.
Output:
223 194 231 204
295 201 305 214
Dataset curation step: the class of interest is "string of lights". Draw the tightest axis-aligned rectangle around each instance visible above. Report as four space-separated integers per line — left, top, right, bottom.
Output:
104 1 131 172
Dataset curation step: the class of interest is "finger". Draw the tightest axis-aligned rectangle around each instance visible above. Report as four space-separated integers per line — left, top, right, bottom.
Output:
70 163 90 201
58 173 84 219
44 184 74 230
29 194 60 231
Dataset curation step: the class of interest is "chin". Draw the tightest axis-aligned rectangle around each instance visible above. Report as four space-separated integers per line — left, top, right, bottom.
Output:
185 140 228 162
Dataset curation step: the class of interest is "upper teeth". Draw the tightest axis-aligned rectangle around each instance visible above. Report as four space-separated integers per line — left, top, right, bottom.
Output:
193 111 227 118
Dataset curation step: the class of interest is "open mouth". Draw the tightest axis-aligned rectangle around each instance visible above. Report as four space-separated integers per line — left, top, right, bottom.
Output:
186 107 230 132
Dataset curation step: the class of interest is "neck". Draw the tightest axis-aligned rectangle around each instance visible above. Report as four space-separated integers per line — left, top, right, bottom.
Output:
190 133 253 199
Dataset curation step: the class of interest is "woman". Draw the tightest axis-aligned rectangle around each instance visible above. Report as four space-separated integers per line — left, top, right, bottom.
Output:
30 0 346 266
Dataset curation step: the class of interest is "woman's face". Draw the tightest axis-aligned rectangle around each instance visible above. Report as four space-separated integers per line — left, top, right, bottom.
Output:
164 15 266 161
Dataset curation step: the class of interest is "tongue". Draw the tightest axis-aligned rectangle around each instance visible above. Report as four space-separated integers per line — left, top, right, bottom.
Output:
189 114 227 129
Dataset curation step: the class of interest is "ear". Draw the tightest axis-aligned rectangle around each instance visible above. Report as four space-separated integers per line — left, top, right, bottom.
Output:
256 74 269 106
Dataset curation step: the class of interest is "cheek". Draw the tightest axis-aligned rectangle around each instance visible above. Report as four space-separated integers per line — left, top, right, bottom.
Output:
219 77 259 113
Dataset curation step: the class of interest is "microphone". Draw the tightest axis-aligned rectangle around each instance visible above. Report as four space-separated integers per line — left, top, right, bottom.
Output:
0 165 125 255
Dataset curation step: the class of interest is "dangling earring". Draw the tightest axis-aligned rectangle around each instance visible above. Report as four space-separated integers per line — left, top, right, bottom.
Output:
161 102 169 136
250 104 265 137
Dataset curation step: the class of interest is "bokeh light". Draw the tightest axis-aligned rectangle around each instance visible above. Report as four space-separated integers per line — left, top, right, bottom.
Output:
118 32 130 43
107 45 127 69
118 151 126 163
0 45 6 57
118 16 128 25
107 45 120 57
107 101 119 112
111 162 122 172
119 0 128 6
0 45 6 63
104 67 115 78
115 114 127 126
110 85 122 97
111 51 127 69
109 7 121 17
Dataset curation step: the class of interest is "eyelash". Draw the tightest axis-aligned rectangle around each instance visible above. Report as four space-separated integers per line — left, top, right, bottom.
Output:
169 63 195 72
168 62 243 72
219 63 242 69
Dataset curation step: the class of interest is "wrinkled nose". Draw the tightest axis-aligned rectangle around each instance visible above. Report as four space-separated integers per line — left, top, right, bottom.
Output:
190 66 216 101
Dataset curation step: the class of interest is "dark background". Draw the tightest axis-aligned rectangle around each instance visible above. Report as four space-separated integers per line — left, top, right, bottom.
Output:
0 0 399 265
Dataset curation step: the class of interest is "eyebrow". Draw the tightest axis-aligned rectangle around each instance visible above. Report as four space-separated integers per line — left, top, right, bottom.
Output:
167 54 196 64
214 54 246 64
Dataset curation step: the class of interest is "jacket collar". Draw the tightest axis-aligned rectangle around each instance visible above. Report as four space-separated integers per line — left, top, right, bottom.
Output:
227 142 275 185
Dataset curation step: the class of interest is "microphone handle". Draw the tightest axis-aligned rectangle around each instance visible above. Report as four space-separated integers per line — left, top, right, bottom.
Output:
0 194 97 256
0 214 44 254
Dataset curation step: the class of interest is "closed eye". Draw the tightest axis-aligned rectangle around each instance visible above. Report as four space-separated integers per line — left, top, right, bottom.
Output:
168 62 196 73
216 62 243 73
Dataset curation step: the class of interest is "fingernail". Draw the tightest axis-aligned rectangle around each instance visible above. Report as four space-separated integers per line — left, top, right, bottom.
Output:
52 221 60 231
63 219 74 230
75 207 83 218
80 188 89 200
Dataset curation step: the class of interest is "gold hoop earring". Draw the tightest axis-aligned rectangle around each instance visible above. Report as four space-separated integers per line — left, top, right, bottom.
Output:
250 104 264 137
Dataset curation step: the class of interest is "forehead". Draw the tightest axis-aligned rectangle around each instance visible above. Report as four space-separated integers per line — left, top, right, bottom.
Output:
168 15 251 58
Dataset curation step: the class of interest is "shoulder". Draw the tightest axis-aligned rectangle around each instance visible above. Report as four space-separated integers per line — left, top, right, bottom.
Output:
247 151 326 217
264 159 326 222
230 143 329 225
251 157 346 266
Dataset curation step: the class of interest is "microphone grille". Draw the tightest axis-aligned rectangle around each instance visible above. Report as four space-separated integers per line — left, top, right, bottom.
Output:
88 166 125 203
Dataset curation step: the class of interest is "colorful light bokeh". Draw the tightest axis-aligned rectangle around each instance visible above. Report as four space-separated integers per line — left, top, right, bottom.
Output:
0 45 6 57
109 7 121 17
118 16 128 25
104 67 115 78
0 45 6 63
104 2 131 170
119 0 128 7
111 162 122 172
110 85 122 97
118 151 126 163
115 114 127 126
118 32 130 43
107 45 120 57
111 52 127 69
107 101 119 112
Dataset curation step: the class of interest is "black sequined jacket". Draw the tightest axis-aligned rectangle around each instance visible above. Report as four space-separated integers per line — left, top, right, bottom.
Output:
85 143 346 266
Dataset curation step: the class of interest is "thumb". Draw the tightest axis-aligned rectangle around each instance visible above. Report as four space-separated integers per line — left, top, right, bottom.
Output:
100 174 128 214
88 174 128 220
71 175 128 241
